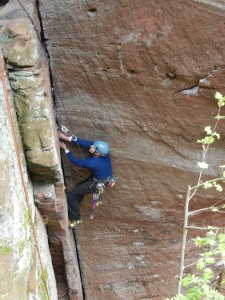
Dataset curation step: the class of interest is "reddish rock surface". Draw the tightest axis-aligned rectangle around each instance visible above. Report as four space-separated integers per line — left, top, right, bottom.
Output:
0 1 83 299
37 0 225 299
2 0 225 299
33 182 82 300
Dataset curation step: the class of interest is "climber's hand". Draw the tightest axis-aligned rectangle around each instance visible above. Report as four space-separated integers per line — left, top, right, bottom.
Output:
58 131 70 141
60 141 67 151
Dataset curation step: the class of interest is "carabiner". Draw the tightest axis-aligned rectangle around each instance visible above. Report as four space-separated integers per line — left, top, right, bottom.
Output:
61 124 69 133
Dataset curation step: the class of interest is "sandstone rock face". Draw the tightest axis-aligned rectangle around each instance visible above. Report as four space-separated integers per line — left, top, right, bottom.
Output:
37 0 225 299
1 7 61 182
2 0 225 299
0 55 57 299
33 182 82 300
0 1 83 299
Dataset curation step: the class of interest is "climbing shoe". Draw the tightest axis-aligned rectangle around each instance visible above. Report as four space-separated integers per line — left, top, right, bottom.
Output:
69 220 82 229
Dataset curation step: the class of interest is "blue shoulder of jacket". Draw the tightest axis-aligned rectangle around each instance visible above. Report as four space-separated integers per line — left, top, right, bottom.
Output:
71 138 94 149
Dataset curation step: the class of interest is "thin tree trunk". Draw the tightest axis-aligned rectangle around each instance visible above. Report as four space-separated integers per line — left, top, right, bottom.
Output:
176 185 191 295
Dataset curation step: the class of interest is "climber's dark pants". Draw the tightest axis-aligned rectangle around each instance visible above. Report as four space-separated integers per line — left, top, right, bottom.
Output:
67 177 95 221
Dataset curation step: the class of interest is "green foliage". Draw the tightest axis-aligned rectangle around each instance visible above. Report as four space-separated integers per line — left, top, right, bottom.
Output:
167 231 225 300
215 92 225 107
215 115 225 120
203 181 223 191
197 126 220 146
167 92 225 300
197 161 209 169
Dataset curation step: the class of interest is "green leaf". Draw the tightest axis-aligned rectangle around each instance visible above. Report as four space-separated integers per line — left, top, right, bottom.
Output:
186 287 204 300
211 206 219 212
207 226 216 230
205 231 217 246
202 267 214 277
205 126 212 134
208 289 225 300
205 257 215 265
204 136 215 144
219 98 225 107
197 139 204 144
218 242 225 252
197 136 215 144
204 251 213 257
213 132 220 139
197 136 215 145
215 115 225 120
218 233 225 242
182 274 193 287
194 236 206 247
197 162 209 169
196 259 205 270
203 181 213 189
215 92 223 100
194 236 209 247
214 183 223 192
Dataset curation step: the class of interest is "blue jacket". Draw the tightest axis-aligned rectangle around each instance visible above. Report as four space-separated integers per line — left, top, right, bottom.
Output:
66 137 112 179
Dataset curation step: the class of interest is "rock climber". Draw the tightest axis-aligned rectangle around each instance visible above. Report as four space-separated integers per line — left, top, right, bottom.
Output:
58 131 113 229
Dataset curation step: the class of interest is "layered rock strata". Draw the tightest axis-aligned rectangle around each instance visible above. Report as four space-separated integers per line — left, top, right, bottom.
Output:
37 0 225 299
2 0 225 299
0 52 57 299
0 1 82 299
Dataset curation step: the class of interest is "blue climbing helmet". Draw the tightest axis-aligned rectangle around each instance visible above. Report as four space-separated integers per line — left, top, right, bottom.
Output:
94 140 110 156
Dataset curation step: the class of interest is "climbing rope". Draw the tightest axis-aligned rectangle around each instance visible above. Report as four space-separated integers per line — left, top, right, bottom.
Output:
17 0 85 159
0 58 51 300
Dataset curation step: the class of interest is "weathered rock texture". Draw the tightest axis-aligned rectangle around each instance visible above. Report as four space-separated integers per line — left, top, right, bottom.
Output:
0 55 57 299
2 0 225 299
37 0 225 299
0 1 82 299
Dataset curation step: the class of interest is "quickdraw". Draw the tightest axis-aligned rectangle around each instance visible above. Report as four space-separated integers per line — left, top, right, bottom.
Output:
89 175 116 219
90 182 105 219
61 124 70 134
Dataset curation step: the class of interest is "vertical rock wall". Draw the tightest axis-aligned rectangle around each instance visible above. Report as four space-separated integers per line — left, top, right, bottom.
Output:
1 0 225 299
37 0 225 299
0 54 57 299
0 1 83 299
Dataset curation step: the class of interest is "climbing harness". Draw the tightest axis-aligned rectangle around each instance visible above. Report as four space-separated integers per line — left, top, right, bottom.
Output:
90 175 116 219
90 182 105 219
